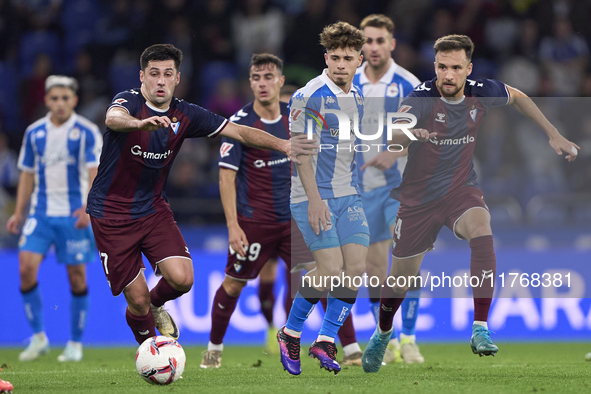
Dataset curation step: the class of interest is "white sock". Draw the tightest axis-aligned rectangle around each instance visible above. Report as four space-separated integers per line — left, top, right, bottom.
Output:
342 342 362 356
400 333 416 343
284 327 301 338
316 334 334 343
378 325 393 335
473 321 488 329
207 341 223 352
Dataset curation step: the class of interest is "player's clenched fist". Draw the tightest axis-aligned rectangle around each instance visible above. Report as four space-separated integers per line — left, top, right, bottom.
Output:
138 116 172 132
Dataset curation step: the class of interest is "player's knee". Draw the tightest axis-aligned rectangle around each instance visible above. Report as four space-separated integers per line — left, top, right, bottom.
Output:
345 260 366 279
128 294 151 315
172 276 193 293
223 277 246 297
19 264 36 284
318 264 341 279
468 222 492 240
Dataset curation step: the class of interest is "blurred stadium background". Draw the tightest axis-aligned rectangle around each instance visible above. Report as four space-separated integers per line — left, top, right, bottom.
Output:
0 0 590 347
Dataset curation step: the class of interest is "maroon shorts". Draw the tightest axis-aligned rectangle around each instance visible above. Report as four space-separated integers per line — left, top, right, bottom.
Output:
291 217 314 267
392 186 489 258
91 210 191 296
225 216 291 280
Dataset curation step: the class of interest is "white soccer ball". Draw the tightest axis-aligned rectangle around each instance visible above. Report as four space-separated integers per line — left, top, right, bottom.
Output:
585 352 591 361
135 336 186 385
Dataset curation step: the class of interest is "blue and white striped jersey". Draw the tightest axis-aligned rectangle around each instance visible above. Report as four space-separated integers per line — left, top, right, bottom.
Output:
18 112 103 217
289 69 364 203
353 60 420 192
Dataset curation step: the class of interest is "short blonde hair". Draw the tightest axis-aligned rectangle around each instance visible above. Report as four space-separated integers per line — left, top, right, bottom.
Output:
360 14 395 36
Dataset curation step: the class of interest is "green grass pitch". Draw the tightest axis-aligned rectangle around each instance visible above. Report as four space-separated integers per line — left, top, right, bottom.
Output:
1 343 589 393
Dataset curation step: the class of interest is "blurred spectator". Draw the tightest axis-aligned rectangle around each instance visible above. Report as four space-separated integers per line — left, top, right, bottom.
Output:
0 131 18 196
0 0 19 60
13 0 61 31
232 0 284 71
206 78 244 119
539 17 590 96
22 53 52 124
196 0 234 63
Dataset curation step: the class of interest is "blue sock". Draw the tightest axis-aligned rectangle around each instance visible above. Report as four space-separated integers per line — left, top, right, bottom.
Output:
22 283 43 334
319 293 354 338
286 291 318 332
401 289 421 336
370 301 380 324
71 290 89 342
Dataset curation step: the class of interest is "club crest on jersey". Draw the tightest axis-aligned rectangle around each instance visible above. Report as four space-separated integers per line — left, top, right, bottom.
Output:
470 106 478 122
353 90 363 106
386 83 399 97
233 262 242 273
170 122 180 134
435 113 446 123
69 127 80 140
113 98 128 105
220 142 234 158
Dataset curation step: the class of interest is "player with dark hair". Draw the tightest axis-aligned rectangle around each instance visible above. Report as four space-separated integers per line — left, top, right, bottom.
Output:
354 14 424 364
200 53 291 368
362 34 579 372
7 75 102 362
86 44 311 346
278 21 368 375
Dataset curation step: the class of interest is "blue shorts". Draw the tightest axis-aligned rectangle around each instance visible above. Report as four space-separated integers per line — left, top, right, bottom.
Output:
291 195 370 252
361 185 400 244
19 215 97 265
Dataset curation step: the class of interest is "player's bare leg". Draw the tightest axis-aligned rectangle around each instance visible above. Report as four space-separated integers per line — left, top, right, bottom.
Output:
363 253 424 373
455 208 498 356
123 271 156 345
149 257 194 340
202 275 247 368
18 251 49 361
58 264 88 362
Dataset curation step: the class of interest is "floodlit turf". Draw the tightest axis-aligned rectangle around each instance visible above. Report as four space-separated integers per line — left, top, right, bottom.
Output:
1 343 589 393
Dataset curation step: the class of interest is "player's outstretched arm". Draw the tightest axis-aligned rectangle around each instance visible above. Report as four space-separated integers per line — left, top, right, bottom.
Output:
507 85 580 162
219 168 248 257
6 171 35 234
105 107 171 132
296 154 330 236
388 123 436 148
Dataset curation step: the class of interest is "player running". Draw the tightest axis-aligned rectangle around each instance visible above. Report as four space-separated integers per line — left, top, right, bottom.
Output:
353 14 424 364
86 44 313 346
201 53 292 368
362 34 579 372
278 21 368 375
7 75 102 362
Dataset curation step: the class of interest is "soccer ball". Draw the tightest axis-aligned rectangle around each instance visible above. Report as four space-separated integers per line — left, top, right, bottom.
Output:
135 336 186 385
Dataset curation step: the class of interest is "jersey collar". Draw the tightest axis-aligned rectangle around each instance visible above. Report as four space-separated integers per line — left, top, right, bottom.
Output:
320 69 358 96
145 100 170 113
358 59 397 85
45 111 78 130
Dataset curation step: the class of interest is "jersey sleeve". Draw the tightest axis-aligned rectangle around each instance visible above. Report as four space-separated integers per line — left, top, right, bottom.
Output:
288 90 316 135
473 79 510 108
17 128 35 173
395 88 432 124
107 90 143 115
218 136 243 171
183 102 228 139
84 124 103 168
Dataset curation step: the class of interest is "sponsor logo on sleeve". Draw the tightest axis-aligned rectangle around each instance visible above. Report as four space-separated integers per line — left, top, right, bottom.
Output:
220 142 234 158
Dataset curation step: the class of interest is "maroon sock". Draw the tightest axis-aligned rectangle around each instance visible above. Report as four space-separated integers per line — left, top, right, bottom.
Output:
126 308 156 345
337 313 357 347
150 278 186 307
470 235 496 322
209 285 239 345
379 285 406 332
258 281 275 325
